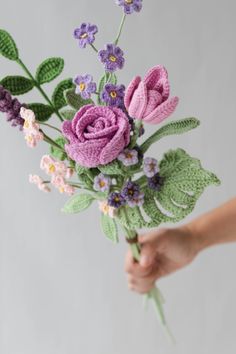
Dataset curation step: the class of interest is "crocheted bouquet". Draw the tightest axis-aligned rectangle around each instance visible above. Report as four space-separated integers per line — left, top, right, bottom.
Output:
0 0 220 335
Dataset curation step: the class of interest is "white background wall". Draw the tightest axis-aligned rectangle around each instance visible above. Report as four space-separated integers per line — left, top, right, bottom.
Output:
0 0 236 353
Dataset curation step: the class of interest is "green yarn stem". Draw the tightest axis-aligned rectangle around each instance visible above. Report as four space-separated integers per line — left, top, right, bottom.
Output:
89 43 98 53
43 132 66 152
114 14 126 45
124 225 174 341
16 58 63 122
37 121 62 133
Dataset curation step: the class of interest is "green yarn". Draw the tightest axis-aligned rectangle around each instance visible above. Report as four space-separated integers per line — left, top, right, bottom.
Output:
62 193 94 214
0 29 19 61
27 103 54 122
36 57 64 85
52 78 75 110
101 214 119 243
50 136 67 161
1 75 34 95
141 118 200 153
97 72 117 105
60 109 77 120
65 88 94 110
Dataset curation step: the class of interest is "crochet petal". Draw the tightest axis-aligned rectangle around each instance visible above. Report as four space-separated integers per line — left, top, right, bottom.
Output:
143 65 168 90
124 76 141 110
66 139 108 168
128 81 148 119
143 96 179 124
144 90 163 116
62 121 78 144
71 104 94 133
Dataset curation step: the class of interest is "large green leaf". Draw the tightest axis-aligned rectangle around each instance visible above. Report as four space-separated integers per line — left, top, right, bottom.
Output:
1 75 34 95
36 57 64 85
64 88 94 110
101 214 119 243
117 206 147 230
50 136 67 161
27 103 54 122
52 78 75 109
141 118 200 153
62 193 94 214
0 29 19 61
144 148 220 225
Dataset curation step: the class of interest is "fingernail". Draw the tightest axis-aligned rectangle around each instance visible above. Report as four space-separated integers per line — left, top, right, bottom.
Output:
140 255 150 267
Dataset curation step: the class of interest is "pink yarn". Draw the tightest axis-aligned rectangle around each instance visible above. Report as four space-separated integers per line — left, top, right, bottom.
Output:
62 105 130 168
124 65 179 124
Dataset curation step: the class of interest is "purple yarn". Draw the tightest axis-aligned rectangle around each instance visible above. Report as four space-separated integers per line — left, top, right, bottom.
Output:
147 173 164 191
115 0 143 15
108 192 126 208
74 23 98 49
101 83 125 107
98 44 125 73
0 85 24 130
121 181 140 201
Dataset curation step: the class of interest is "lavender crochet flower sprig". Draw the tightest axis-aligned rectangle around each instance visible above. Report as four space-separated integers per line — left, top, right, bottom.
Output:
0 0 220 340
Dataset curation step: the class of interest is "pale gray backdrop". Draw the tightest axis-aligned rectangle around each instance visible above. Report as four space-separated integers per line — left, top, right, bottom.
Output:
0 0 236 353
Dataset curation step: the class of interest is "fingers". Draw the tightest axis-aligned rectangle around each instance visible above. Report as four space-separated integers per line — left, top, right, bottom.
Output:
125 249 153 278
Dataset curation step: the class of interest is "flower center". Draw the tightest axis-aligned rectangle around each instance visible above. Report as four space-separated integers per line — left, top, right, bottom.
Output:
149 163 156 171
79 82 86 91
114 196 120 202
24 120 30 129
109 55 117 62
49 164 56 174
99 181 106 188
110 91 117 98
125 152 133 159
80 32 88 39
125 0 133 3
59 186 65 194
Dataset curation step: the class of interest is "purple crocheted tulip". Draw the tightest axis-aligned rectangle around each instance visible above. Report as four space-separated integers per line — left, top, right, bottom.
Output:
124 65 179 124
98 44 125 72
0 85 24 129
101 83 125 107
74 23 98 49
115 0 143 14
62 105 130 168
74 74 97 99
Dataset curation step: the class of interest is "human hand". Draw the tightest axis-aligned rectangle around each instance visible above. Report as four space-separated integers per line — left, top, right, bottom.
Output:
125 226 199 294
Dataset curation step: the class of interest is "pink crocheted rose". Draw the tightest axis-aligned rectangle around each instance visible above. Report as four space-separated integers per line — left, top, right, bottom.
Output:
124 65 179 124
62 105 130 167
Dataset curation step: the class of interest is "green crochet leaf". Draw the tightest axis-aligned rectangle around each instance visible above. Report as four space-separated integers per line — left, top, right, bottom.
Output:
50 136 67 161
36 57 64 85
62 193 94 214
98 160 124 176
28 103 54 122
1 75 34 95
76 164 89 176
101 214 119 244
60 109 76 120
144 148 220 226
0 29 19 61
141 118 200 153
65 88 94 110
117 206 147 230
97 72 117 105
52 78 75 109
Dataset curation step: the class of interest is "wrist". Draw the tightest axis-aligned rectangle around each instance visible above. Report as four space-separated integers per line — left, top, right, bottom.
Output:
182 222 205 256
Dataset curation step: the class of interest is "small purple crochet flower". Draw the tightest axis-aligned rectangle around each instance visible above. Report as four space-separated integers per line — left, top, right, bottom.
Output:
143 157 159 178
74 23 98 49
108 192 126 208
148 173 164 191
74 74 97 99
115 0 143 15
121 181 140 201
101 84 125 107
0 85 24 130
93 173 111 192
98 44 125 72
127 192 144 208
117 149 138 166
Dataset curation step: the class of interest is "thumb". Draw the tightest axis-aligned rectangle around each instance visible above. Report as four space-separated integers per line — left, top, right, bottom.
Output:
138 229 166 267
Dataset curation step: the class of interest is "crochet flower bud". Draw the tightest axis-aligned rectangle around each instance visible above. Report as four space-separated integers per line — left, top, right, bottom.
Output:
124 65 179 124
0 85 24 129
